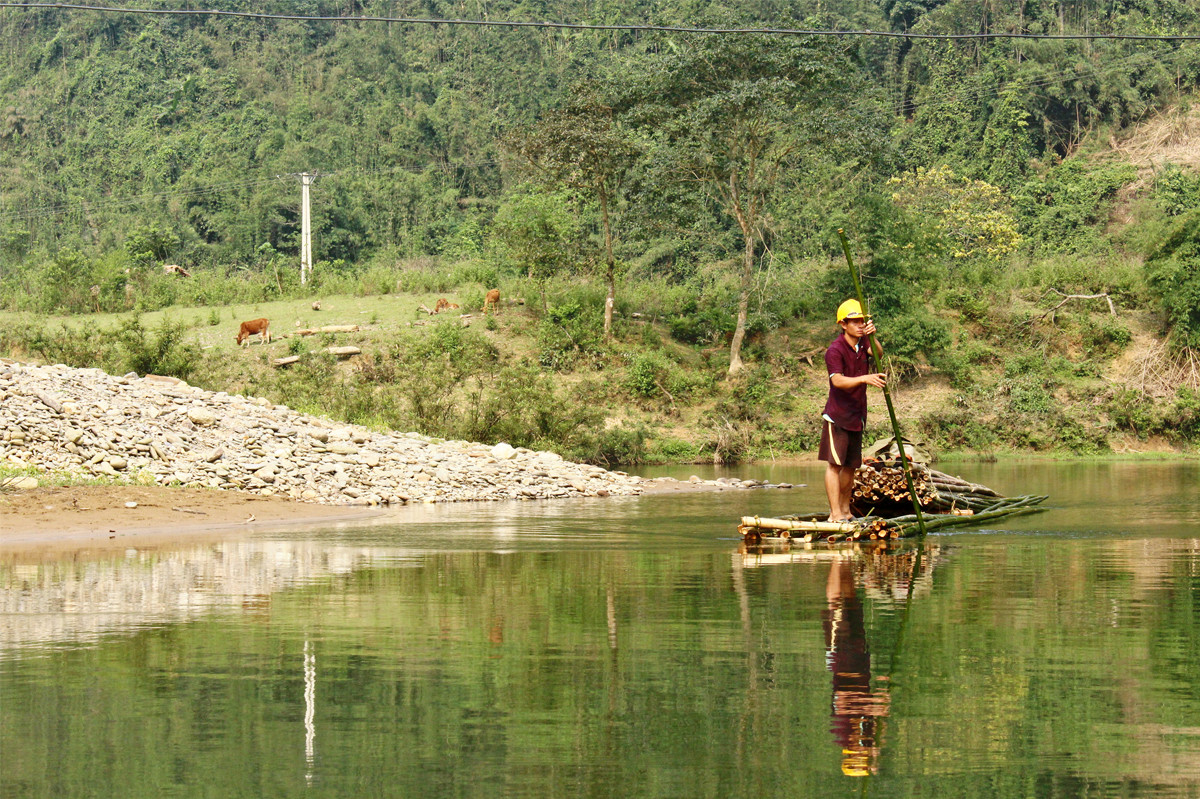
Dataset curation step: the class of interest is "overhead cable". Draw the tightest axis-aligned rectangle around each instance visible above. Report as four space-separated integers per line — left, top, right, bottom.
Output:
2 1 1200 42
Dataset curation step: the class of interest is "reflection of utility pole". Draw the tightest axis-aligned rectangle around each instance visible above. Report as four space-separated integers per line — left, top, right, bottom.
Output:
300 172 314 286
304 638 316 784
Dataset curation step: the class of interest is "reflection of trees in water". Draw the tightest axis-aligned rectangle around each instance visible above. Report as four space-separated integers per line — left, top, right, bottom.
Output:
0 542 418 656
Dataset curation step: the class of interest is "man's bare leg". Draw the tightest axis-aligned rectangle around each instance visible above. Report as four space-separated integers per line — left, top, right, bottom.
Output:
825 463 856 521
824 462 843 520
837 466 855 520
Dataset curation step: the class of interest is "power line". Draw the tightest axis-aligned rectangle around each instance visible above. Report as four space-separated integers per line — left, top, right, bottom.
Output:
2 2 1200 42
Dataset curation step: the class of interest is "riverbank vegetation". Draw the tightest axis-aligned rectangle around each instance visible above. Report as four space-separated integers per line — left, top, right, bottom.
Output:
3 255 1197 465
1 1 1199 464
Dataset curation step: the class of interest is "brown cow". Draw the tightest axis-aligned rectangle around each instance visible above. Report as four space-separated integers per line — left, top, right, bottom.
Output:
236 318 271 347
434 298 459 313
482 289 500 315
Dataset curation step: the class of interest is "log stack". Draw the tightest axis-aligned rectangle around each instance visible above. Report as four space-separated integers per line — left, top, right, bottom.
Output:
851 462 939 517
852 462 1006 517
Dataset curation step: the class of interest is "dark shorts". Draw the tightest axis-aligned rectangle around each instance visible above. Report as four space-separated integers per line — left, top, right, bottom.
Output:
818 419 863 468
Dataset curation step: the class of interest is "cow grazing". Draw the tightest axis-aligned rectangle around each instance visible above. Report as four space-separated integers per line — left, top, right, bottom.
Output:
236 318 271 347
482 289 500 315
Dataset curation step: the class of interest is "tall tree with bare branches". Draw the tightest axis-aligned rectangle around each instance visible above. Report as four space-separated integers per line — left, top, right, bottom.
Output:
618 31 887 375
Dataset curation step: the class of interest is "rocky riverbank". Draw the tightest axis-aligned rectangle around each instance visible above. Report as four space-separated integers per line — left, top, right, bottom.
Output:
1 360 648 505
2 360 796 510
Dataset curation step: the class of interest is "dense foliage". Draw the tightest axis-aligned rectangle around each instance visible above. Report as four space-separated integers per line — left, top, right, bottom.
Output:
2 0 1200 458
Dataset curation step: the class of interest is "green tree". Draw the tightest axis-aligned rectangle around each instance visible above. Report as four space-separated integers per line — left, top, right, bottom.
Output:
124 224 181 265
504 94 640 337
897 43 984 172
491 183 581 309
620 30 886 375
980 84 1033 188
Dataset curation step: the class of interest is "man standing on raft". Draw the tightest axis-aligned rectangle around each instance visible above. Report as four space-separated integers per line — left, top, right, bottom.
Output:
820 299 887 522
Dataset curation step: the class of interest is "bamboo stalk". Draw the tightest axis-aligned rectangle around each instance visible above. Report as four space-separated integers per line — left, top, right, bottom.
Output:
887 496 1047 535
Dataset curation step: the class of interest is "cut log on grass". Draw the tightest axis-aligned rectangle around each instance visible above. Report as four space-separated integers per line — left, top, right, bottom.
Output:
295 323 360 335
325 346 361 359
272 355 301 368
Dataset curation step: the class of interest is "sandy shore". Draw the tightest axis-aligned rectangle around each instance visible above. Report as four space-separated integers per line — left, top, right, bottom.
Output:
0 485 386 548
0 477 732 549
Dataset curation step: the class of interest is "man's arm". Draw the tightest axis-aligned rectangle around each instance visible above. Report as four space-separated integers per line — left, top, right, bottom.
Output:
830 372 887 390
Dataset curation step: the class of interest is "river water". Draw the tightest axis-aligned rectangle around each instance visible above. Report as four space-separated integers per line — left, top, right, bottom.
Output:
2 460 1198 798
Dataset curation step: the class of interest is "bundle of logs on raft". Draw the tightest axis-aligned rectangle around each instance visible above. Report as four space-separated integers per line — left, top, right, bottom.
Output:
851 461 1006 517
738 462 1047 544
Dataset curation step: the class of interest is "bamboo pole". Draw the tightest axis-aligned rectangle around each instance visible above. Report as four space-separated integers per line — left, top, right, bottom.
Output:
739 516 857 534
836 228 928 538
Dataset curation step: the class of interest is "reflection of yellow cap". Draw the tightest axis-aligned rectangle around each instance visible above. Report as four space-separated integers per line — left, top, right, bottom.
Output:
842 749 871 777
837 299 864 322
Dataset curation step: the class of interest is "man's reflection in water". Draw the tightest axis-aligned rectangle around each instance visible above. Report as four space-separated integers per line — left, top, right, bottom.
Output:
824 557 890 777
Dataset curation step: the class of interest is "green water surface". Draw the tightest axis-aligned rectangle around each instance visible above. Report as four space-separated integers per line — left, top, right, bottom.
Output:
2 461 1198 798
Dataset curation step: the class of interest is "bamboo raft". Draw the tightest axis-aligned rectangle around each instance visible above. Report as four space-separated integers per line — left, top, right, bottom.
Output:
738 462 1047 543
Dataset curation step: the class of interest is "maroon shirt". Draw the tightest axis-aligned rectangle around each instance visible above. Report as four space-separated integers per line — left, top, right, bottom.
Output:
822 334 873 431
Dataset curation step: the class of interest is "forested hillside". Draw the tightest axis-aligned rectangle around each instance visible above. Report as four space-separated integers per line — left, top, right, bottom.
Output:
2 0 1200 461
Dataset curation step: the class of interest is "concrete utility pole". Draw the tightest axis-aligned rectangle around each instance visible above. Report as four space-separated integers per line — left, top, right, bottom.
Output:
299 172 314 285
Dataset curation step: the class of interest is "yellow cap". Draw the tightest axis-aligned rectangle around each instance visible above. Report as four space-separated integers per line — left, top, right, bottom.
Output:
837 299 864 322
841 749 872 777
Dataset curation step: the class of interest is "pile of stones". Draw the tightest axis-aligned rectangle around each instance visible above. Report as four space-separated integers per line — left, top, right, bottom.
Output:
0 360 647 506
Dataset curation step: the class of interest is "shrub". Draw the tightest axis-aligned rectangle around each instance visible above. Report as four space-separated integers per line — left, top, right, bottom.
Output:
1106 388 1161 439
648 437 703 463
919 409 998 450
1152 163 1200 216
537 300 603 371
569 424 648 467
627 351 671 398
1056 416 1108 454
115 315 202 380
2 320 119 370
448 258 498 289
1081 316 1132 356
880 310 951 381
1144 208 1200 348
668 305 733 345
1172 388 1200 442
942 287 991 323
1013 159 1138 254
